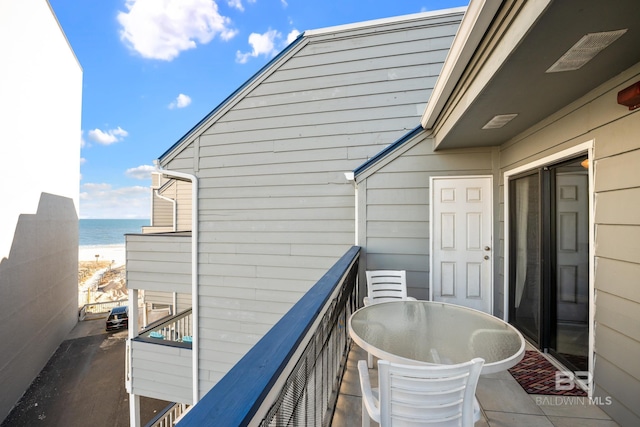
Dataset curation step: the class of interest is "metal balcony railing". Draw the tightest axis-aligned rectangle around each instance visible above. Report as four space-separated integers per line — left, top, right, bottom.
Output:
176 246 361 427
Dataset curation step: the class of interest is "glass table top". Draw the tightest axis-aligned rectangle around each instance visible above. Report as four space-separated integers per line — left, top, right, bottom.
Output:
348 300 525 374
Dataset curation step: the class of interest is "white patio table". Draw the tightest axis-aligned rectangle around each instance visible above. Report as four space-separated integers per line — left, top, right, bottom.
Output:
348 300 525 375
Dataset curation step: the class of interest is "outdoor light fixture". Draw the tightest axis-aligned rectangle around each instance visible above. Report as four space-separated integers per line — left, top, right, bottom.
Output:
617 81 640 111
546 29 627 73
482 113 518 129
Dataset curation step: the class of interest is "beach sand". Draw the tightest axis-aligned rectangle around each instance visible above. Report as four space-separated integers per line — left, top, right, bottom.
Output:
79 244 126 267
78 245 128 307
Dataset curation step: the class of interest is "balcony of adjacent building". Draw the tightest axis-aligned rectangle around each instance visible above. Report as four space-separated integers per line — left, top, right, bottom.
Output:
125 229 192 321
125 230 194 411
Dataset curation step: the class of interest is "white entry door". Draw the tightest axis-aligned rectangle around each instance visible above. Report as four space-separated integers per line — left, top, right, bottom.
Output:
431 177 493 313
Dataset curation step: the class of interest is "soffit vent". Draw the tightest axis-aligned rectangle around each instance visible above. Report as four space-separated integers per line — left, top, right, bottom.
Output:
482 113 518 129
546 29 627 73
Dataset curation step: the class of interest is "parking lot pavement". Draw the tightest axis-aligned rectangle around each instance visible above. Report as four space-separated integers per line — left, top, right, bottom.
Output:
1 319 168 427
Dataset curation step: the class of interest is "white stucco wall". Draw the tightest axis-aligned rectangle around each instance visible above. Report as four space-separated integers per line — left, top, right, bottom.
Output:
0 0 82 421
0 0 82 258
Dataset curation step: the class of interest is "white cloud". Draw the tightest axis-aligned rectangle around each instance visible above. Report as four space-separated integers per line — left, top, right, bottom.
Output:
236 29 281 64
80 182 150 219
126 164 156 180
286 29 300 44
118 0 238 61
87 126 129 145
227 0 244 11
168 93 192 109
227 0 256 11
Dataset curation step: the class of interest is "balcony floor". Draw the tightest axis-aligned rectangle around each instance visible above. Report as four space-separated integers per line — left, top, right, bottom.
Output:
333 343 619 427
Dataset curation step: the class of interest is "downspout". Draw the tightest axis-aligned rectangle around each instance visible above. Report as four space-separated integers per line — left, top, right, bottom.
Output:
155 165 200 405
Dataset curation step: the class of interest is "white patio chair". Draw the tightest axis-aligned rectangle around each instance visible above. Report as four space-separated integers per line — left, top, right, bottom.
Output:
364 270 416 367
358 357 484 427
364 270 416 306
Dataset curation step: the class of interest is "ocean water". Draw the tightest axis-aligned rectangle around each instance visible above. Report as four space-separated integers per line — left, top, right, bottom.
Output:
79 219 149 246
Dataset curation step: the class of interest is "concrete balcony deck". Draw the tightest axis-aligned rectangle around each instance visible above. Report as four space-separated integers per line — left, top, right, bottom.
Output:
333 343 619 427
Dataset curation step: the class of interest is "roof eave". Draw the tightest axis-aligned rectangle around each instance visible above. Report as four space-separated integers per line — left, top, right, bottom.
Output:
158 32 307 164
305 6 468 38
353 125 426 179
420 0 502 130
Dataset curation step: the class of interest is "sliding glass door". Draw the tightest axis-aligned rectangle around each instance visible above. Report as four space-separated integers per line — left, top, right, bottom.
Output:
551 160 589 371
509 156 589 372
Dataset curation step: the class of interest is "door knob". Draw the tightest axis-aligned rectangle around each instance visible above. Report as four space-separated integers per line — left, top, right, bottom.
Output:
484 246 491 251
484 255 490 260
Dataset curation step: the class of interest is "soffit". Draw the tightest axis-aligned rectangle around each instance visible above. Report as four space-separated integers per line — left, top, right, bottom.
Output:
433 0 640 149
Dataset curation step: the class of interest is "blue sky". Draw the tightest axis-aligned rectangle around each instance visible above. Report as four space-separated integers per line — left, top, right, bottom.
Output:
50 0 467 219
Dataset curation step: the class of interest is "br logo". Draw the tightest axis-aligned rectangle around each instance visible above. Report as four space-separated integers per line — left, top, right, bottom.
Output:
555 371 592 392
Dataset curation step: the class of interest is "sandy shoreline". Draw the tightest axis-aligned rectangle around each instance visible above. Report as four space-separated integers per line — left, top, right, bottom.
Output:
78 245 128 307
79 244 126 267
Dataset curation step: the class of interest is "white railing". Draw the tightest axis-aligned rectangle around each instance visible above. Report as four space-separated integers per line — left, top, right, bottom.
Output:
139 308 193 344
78 299 128 321
145 403 190 427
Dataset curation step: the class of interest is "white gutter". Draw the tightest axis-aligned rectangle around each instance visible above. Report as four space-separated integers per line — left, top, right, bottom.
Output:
156 166 200 404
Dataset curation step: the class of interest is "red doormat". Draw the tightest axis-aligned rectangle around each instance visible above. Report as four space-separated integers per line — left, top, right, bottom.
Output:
508 350 587 396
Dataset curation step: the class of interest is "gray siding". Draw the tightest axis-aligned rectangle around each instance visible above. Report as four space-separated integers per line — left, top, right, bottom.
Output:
151 173 173 228
130 340 192 403
126 233 192 294
0 194 78 420
169 180 193 231
497 63 640 425
160 11 464 395
357 134 497 300
152 194 173 228
144 291 192 311
151 179 192 231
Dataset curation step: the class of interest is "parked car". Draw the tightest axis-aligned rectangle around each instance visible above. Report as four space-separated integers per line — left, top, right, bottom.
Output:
106 306 129 331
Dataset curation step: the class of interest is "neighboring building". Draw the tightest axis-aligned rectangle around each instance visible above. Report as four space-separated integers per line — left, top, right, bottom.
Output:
129 1 640 426
0 0 82 422
125 9 465 426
